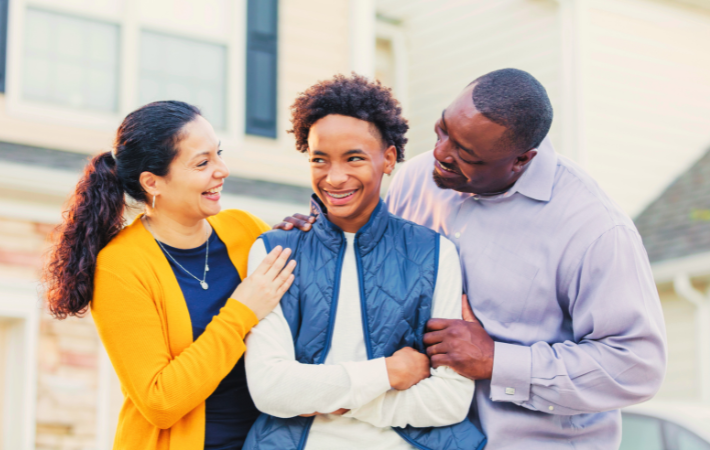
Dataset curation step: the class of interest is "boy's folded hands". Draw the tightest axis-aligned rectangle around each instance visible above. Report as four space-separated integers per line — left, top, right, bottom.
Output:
385 347 431 390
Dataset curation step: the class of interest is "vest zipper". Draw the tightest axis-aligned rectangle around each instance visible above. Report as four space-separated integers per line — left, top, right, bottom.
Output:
297 240 347 450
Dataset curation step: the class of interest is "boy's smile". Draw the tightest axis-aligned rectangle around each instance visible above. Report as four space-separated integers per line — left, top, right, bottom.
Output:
307 114 397 233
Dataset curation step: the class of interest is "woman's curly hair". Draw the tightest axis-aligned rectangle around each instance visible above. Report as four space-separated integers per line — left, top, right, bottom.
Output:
288 74 408 162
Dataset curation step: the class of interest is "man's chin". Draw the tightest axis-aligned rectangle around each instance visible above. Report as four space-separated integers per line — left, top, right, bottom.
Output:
432 168 462 190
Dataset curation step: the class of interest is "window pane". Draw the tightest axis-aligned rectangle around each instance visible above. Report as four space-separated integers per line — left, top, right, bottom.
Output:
665 421 710 450
139 31 227 130
22 8 119 111
620 414 664 450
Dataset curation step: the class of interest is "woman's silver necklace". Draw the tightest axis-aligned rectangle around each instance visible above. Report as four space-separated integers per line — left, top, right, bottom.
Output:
146 217 211 290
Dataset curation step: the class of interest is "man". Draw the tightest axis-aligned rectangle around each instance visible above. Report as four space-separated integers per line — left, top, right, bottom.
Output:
280 68 667 448
243 74 486 450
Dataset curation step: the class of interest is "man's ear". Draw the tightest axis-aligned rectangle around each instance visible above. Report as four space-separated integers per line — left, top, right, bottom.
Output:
139 171 160 197
512 149 538 173
383 145 397 175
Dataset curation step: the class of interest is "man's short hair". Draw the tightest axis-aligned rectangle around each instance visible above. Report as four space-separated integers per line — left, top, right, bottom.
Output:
289 74 408 162
470 68 553 153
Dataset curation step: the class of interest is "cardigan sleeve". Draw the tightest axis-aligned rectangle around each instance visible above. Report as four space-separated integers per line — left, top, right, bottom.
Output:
91 266 258 430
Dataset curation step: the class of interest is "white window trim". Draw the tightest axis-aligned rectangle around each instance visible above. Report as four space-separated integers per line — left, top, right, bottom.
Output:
5 0 125 130
0 279 40 450
5 0 246 141
375 19 409 117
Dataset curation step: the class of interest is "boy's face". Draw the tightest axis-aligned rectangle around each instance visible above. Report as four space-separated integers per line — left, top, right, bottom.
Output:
307 114 397 233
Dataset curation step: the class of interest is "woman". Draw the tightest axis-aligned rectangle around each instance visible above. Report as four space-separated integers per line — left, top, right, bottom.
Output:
43 101 296 450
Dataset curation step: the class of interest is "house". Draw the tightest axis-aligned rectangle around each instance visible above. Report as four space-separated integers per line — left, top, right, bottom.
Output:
1 0 709 448
635 147 710 402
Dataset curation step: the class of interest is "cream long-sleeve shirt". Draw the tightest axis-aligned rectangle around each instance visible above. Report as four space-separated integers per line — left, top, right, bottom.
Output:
244 232 474 450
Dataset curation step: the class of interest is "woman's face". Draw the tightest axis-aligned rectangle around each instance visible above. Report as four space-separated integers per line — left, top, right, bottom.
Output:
151 115 229 223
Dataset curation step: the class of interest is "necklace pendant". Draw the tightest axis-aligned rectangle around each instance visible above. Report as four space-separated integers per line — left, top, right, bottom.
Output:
200 281 209 290
206 264 210 272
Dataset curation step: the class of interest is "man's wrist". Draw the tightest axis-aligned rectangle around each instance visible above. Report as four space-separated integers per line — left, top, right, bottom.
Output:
489 342 531 403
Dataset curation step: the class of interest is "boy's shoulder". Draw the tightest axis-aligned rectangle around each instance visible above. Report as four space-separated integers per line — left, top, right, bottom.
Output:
386 210 440 237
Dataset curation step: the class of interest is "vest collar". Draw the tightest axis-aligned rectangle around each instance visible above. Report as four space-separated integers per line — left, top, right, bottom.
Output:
310 194 389 255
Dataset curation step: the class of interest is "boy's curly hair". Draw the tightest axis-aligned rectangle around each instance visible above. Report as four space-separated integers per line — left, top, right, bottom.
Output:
288 74 408 162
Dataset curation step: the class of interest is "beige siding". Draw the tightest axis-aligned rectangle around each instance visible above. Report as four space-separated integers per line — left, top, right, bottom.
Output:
656 285 698 399
584 0 710 216
376 0 562 159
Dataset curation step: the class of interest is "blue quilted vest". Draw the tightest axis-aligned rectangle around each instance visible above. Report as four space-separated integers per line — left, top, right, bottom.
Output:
243 197 486 450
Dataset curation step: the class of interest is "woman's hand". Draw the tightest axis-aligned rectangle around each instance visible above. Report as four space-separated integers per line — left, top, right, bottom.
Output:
385 347 431 390
232 246 296 320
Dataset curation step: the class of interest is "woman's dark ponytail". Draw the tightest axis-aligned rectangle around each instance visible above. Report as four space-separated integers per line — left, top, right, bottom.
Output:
44 152 125 318
43 100 201 318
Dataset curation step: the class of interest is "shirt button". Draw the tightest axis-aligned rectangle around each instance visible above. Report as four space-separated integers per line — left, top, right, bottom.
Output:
454 232 461 239
505 387 515 395
548 405 554 411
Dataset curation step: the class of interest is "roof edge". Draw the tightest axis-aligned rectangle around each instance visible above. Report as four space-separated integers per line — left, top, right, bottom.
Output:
652 251 710 283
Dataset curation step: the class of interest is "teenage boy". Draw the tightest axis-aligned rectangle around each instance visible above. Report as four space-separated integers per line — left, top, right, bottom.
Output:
280 69 667 449
242 75 486 450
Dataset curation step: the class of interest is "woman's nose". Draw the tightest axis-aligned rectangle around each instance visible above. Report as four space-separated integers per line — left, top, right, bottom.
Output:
215 159 230 179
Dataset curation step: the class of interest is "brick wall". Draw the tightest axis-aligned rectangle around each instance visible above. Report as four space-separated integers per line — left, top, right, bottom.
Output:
0 216 101 450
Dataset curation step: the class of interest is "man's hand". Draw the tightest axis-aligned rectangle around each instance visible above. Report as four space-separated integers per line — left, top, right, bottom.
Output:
273 213 315 231
423 294 495 380
385 347 431 390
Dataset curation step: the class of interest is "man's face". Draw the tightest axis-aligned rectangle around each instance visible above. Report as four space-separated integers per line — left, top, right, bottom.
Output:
432 84 537 194
308 114 397 233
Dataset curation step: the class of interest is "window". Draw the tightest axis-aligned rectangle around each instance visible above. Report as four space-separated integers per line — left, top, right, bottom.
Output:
245 0 278 138
23 8 119 111
375 37 395 90
0 0 8 92
620 413 664 450
139 31 227 130
665 421 710 450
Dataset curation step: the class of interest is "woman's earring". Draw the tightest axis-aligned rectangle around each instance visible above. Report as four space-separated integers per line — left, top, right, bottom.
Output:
152 195 156 209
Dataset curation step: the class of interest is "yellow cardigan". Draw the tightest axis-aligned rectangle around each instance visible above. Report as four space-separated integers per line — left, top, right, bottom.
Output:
91 209 270 450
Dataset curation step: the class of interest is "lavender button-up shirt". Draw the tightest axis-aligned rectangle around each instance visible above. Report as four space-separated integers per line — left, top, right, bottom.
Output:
385 138 667 449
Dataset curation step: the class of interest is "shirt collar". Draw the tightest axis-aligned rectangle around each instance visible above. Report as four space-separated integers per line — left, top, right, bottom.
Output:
506 136 557 202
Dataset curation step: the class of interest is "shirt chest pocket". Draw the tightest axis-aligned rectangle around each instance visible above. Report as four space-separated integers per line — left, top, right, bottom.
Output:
463 242 540 324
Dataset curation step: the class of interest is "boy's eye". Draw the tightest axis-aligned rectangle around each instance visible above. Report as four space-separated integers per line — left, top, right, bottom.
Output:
349 156 365 162
217 149 224 157
309 157 325 163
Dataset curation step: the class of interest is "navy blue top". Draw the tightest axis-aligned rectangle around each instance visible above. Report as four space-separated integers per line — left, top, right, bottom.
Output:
158 231 259 450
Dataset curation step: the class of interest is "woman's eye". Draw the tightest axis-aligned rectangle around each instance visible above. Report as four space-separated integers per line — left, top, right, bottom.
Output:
217 149 224 157
198 160 208 167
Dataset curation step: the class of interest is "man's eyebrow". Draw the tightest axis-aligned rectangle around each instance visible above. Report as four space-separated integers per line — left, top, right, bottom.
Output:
441 109 477 157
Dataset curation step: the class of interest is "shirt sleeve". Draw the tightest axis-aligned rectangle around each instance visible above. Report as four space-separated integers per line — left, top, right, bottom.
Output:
489 225 667 415
244 239 392 418
344 236 475 428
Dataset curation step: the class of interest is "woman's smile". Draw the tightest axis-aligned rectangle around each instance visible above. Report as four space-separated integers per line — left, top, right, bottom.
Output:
202 183 223 201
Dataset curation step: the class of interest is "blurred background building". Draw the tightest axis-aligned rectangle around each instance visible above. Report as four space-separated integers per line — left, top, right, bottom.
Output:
0 0 708 449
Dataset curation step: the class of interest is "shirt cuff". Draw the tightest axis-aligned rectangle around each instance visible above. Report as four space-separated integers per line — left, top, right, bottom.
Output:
341 357 391 408
490 342 532 403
